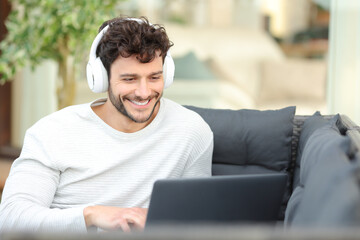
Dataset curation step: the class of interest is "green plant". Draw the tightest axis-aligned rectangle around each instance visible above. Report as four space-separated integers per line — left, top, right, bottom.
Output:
0 0 122 109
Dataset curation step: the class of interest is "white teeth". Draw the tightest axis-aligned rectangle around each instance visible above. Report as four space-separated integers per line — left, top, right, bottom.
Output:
130 100 149 106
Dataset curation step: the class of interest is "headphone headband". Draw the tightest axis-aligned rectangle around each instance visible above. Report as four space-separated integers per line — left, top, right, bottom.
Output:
86 18 174 93
88 25 109 62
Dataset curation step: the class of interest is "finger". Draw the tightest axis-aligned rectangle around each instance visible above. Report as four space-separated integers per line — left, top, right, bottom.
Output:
132 222 146 231
125 215 146 230
118 219 131 233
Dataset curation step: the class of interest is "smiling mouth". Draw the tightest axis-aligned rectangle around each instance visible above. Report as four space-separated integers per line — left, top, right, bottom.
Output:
129 99 150 106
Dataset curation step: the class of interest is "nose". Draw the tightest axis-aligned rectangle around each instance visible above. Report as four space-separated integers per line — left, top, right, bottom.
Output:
135 79 151 99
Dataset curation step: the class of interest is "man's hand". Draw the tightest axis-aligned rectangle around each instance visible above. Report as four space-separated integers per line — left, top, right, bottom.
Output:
83 206 148 232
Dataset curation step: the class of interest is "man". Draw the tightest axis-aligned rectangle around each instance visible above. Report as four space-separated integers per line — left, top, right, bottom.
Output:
0 17 213 233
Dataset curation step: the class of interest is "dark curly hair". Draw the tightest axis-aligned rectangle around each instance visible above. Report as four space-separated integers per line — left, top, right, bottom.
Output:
96 16 173 80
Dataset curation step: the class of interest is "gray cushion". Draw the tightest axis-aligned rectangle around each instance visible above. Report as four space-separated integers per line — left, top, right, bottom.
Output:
212 163 280 176
185 106 295 172
293 111 329 189
285 115 340 226
288 116 360 227
284 185 304 226
315 156 360 227
299 116 341 185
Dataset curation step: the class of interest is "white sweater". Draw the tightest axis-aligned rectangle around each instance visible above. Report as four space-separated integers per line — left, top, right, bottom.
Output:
0 98 213 233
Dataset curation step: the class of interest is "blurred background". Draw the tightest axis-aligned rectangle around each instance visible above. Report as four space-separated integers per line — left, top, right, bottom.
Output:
0 0 359 194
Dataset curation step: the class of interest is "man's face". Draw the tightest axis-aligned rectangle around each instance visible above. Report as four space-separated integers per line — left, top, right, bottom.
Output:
108 52 164 124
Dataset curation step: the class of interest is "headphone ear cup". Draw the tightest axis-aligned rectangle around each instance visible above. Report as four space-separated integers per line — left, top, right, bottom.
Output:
86 61 96 92
163 54 175 89
91 57 108 93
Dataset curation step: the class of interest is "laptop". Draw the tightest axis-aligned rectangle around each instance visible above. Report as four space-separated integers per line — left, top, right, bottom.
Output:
146 173 287 227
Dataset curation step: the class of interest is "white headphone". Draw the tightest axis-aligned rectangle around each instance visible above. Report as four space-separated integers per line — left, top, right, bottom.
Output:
86 18 175 93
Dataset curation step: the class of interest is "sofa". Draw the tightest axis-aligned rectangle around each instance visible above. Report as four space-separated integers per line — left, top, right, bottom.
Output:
185 105 360 228
1 106 359 240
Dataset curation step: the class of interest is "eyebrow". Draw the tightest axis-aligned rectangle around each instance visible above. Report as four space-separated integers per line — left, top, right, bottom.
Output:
119 71 163 78
119 73 137 78
150 71 163 76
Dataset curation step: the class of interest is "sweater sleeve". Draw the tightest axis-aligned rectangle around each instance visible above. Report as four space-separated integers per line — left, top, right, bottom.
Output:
182 125 214 178
0 129 87 233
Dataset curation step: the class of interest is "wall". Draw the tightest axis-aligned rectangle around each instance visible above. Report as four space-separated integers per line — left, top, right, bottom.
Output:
327 0 360 124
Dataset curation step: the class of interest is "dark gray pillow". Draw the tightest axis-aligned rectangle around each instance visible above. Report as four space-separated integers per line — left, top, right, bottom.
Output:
185 106 295 171
290 116 359 227
293 111 329 189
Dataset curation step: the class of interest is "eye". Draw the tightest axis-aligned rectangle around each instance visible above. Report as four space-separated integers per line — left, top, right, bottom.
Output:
123 78 135 82
151 76 161 80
